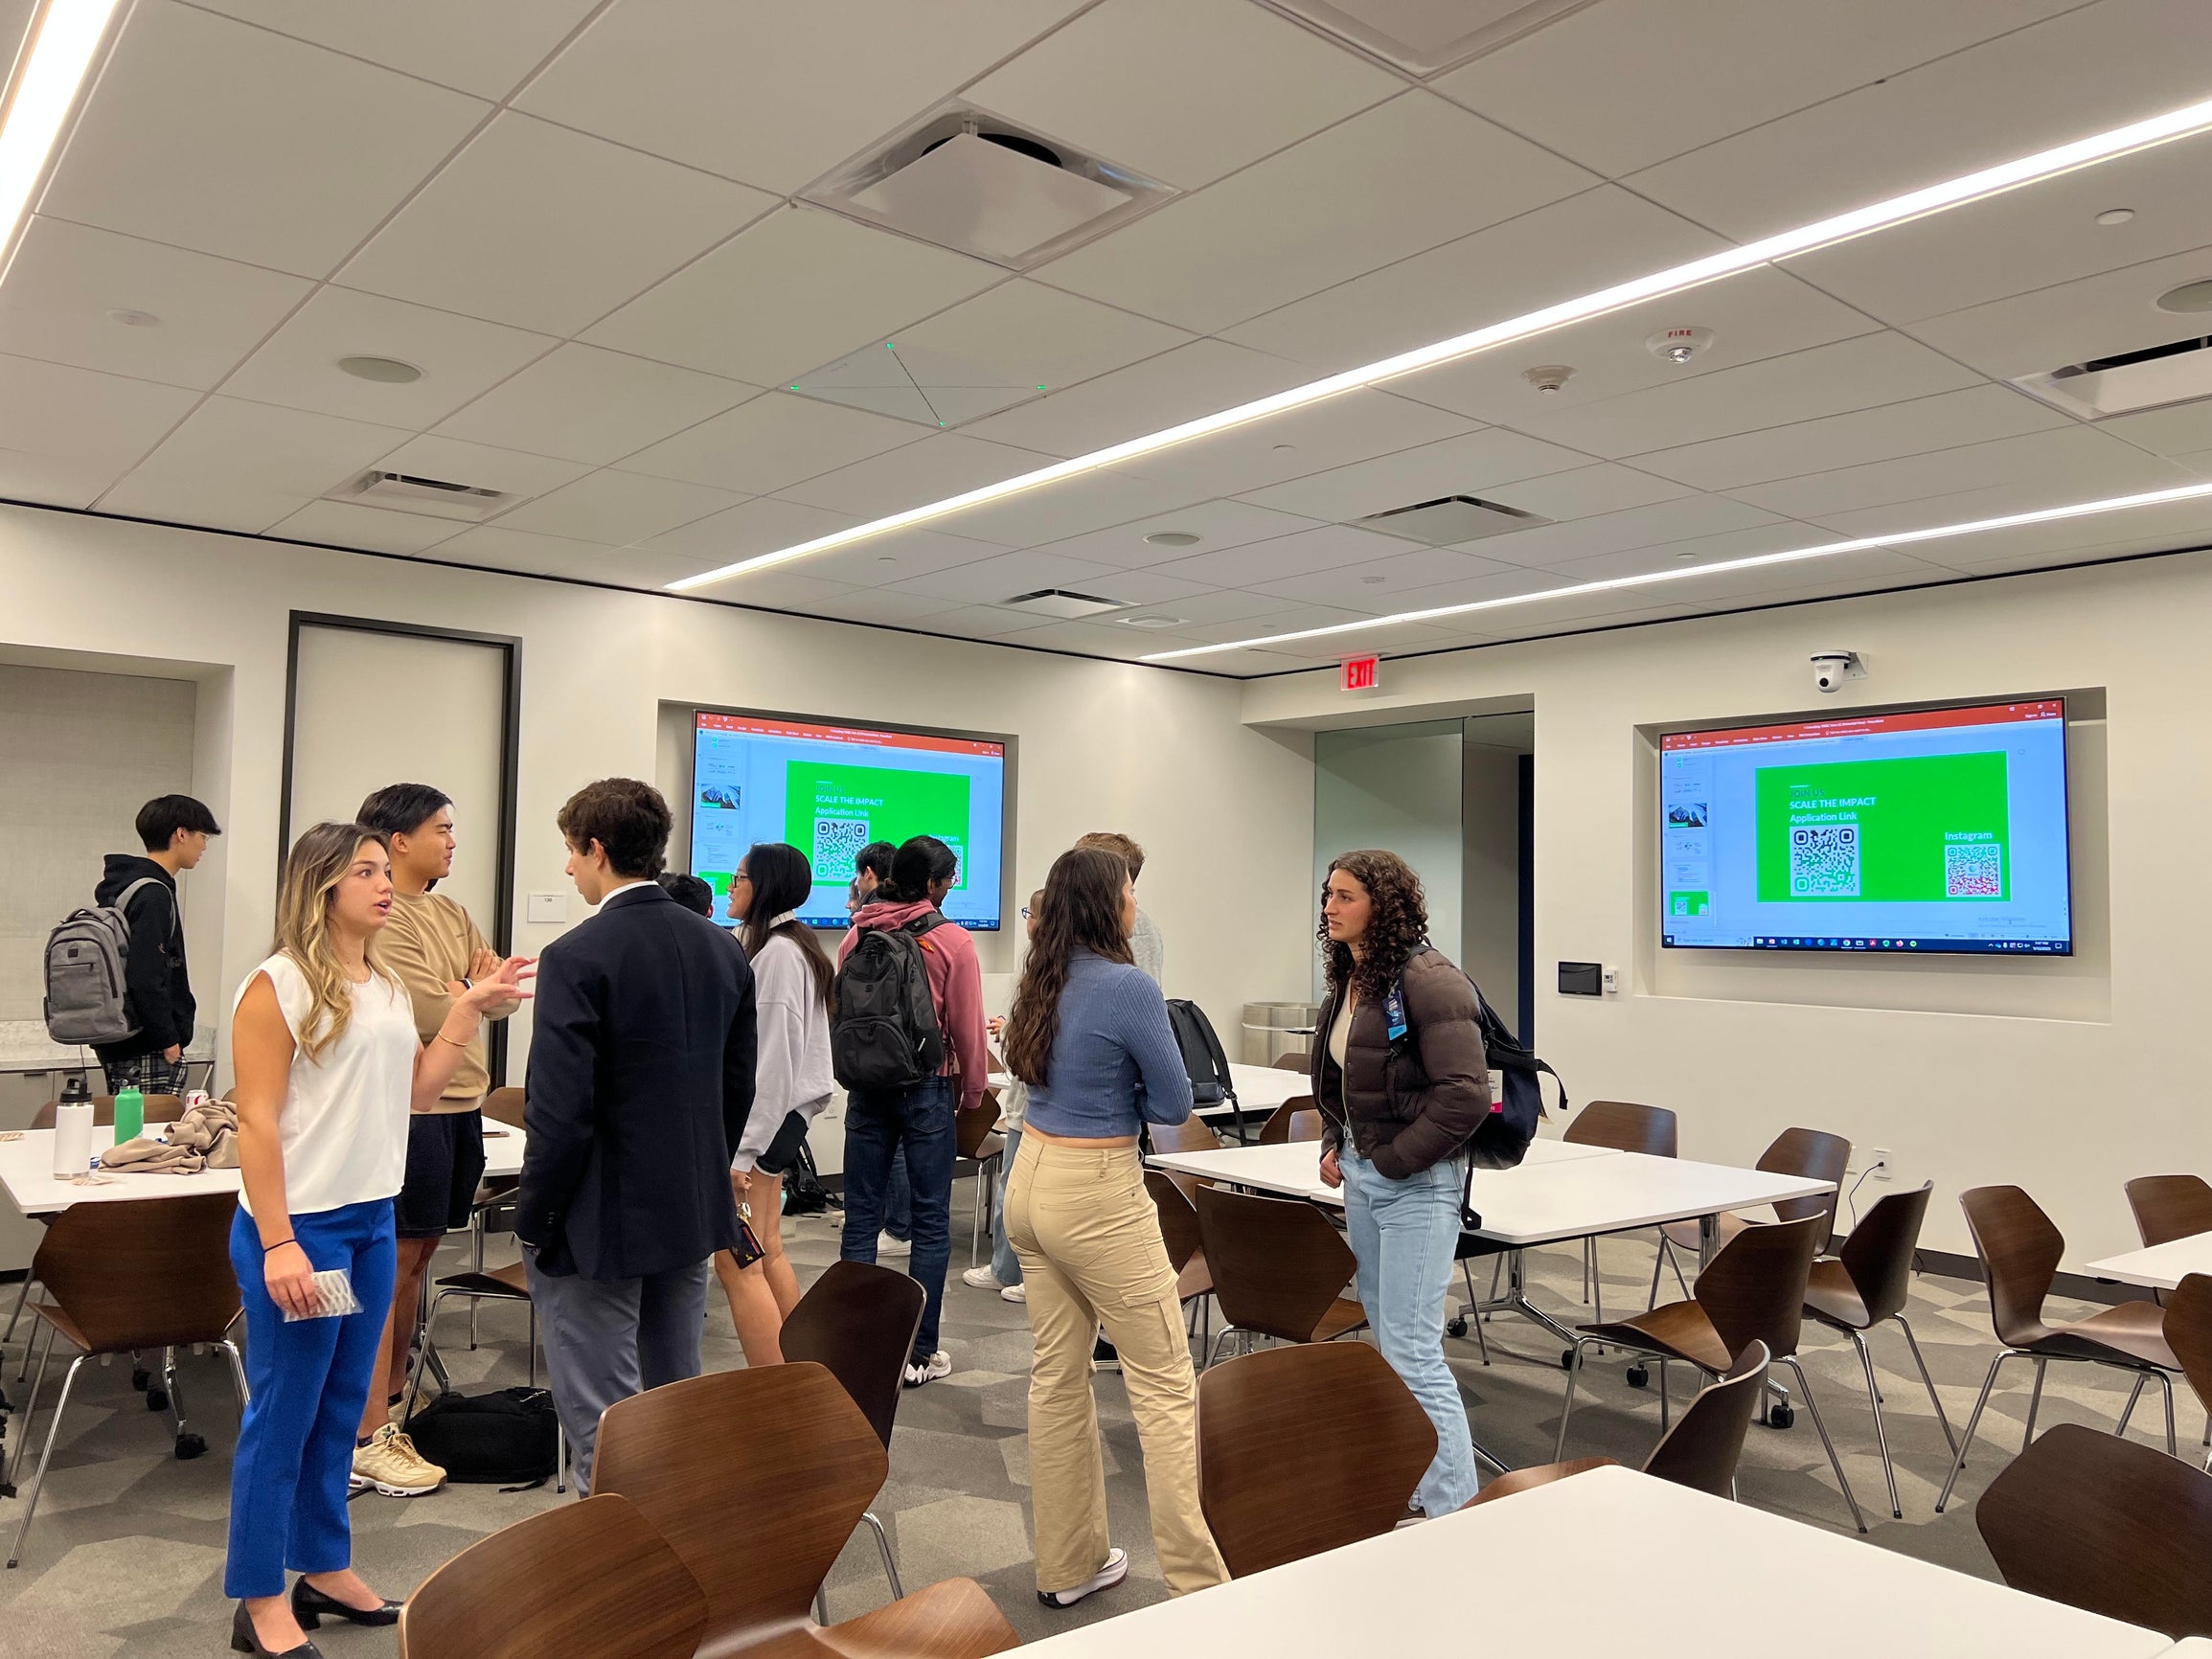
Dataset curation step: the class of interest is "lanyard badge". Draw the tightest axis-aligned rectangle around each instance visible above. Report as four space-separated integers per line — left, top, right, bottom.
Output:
1384 980 1408 1043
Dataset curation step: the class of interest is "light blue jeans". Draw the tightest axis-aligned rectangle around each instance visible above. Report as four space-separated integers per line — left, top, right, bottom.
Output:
1341 1145 1479 1516
990 1126 1022 1286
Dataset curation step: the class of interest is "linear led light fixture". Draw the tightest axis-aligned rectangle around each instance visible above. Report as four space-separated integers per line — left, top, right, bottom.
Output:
1139 481 2212 660
0 0 125 271
668 93 2212 595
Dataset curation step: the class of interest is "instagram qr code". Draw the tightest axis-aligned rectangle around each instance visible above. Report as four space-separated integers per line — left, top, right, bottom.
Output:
1946 842 2002 898
812 817 872 874
1790 824 1859 897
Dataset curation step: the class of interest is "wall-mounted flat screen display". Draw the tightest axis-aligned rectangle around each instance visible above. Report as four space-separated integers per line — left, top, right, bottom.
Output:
691 712 1007 931
1660 699 2071 956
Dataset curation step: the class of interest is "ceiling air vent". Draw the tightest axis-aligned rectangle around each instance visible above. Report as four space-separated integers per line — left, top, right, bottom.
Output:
330 470 512 522
2013 332 2212 420
804 104 1173 268
999 588 1128 619
1357 494 1551 545
1261 0 1604 76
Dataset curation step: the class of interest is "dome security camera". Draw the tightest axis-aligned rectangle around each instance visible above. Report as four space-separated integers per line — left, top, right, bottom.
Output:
1811 650 1864 693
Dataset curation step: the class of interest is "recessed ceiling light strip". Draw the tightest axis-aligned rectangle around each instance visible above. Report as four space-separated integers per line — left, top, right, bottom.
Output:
1139 481 2212 660
668 94 2212 595
0 0 125 269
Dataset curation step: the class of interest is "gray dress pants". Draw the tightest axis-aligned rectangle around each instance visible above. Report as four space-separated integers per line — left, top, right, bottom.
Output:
526 1252 711 1493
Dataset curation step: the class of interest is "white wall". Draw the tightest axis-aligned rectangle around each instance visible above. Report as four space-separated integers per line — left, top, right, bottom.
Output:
1312 720 1464 992
1245 550 2212 1265
0 506 1315 1081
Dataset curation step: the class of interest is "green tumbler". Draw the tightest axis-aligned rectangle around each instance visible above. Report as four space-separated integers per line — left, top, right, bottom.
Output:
112 1085 144 1146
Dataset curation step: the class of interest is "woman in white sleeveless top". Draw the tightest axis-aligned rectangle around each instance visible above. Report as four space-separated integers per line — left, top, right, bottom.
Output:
226 822 529 1658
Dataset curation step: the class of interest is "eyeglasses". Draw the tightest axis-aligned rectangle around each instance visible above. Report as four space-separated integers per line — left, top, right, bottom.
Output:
1019 906 1032 920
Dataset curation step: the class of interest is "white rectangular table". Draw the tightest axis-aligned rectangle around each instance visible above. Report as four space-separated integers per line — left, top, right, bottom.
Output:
1190 1062 1311 1126
1011 1464 2175 1659
0 1123 527 1216
1150 1132 1615 1206
2087 1230 2212 1292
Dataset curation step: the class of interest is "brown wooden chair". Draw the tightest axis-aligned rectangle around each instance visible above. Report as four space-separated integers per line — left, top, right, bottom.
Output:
399 1493 709 1659
1653 1126 1852 1301
1146 1170 1214 1352
1465 1456 1620 1507
2162 1273 2212 1473
1562 1100 1677 1325
29 1093 185 1129
1936 1186 2181 1513
1193 1184 1365 1365
1976 1421 2212 1641
1800 1181 1957 1518
779 1260 926 1604
2128 1175 2212 1317
593 1363 1017 1659
1152 1114 1222 1156
1196 1341 1435 1575
1557 1213 1864 1530
1254 1099 1321 1146
7 1193 247 1568
955 1097 1004 1265
1270 1054 1311 1072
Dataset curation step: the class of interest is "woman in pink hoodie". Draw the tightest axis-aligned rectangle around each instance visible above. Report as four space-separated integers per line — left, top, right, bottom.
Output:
836 835 989 1387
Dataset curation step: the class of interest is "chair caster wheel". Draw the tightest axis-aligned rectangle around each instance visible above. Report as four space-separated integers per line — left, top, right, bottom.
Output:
145 1387 170 1412
130 1366 150 1393
174 1432 206 1461
1447 1317 1469 1339
1626 1364 1649 1389
1560 1349 1577 1370
1766 1403 1795 1430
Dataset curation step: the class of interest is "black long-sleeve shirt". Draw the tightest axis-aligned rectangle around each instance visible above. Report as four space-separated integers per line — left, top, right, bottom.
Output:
90 853 193 1062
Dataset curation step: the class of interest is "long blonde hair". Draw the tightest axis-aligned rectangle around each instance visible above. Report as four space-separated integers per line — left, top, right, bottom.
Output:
274 822 399 1062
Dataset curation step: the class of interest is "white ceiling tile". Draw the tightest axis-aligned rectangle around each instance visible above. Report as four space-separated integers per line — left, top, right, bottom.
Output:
371 435 592 502
1222 187 1723 375
969 0 1401 191
220 288 556 426
1918 499 2212 569
266 499 467 556
680 567 872 614
1731 425 2193 523
1479 464 1696 522
2175 446 2212 479
0 216 311 390
0 355 199 472
429 525 714 590
887 550 1122 605
808 588 967 628
489 470 746 545
882 282 1193 401
1029 498 1327 569
784 526 1015 586
1632 385 2073 492
583 207 1004 387
127 395 411 495
1658 550 1966 604
1784 131 2212 326
1904 241 2212 381
2100 401 2212 460
338 112 776 335
986 620 1171 662
1500 522 1838 587
434 344 756 465
41 1 488 276
915 604 1060 639
1447 494 1790 569
937 467 1202 550
0 447 127 510
617 393 925 495
520 1 1087 193
1784 466 2204 544
191 0 604 98
1510 331 1983 459
637 496 858 563
961 338 1311 459
1246 546 1521 607
1109 587 1307 626
1145 522 1417 588
95 468 306 534
1131 600 1381 646
1433 0 2078 177
1118 390 1477 501
1037 93 1597 334
775 432 1055 518
1240 427 1590 522
1624 0 2212 243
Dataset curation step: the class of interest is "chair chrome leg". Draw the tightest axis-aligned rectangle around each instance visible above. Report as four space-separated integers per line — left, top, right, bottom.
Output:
217 1339 249 1410
2161 1371 2178 1458
1893 1315 1957 1458
1553 1337 1593 1462
8 1353 86 1568
1778 1354 1865 1534
556 1420 567 1496
814 1586 829 1626
1849 1329 1901 1519
162 1346 190 1443
1647 1238 1669 1312
2 1274 31 1350
2116 1373 2147 1438
1668 1240 1692 1301
1580 1237 1592 1304
1658 1356 1670 1433
8 1327 58 1486
860 1510 903 1598
402 1287 461 1422
469 1214 485 1349
2021 1355 2047 1450
1936 1349 2020 1512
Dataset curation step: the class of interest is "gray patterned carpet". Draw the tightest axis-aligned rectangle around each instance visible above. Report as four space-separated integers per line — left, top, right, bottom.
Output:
0 1191 2195 1656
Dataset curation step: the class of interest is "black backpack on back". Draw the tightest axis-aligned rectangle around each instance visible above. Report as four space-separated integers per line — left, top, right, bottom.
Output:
831 915 947 1091
1164 999 1244 1141
1462 978 1562 1173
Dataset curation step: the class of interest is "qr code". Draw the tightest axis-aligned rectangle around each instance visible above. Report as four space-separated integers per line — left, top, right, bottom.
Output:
1790 825 1859 897
1946 842 2002 898
812 817 872 875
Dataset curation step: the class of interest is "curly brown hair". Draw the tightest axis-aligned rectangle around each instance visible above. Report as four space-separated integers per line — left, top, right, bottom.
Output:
1319 849 1430 1004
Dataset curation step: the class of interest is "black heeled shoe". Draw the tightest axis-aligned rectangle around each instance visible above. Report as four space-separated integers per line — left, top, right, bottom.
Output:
229 1601 324 1656
290 1576 403 1628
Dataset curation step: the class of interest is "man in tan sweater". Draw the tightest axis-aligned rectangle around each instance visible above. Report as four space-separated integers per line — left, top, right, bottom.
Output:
349 783 513 1497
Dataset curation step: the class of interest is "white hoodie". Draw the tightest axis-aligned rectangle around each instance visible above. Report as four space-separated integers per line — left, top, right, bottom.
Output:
732 931 834 1171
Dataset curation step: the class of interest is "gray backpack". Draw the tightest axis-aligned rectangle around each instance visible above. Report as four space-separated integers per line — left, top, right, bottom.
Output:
43 878 172 1046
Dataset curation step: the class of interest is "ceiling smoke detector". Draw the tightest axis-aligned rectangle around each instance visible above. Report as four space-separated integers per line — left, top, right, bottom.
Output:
1521 364 1575 395
998 588 1128 619
1357 494 1550 546
1646 326 1715 365
338 355 423 383
1143 530 1202 547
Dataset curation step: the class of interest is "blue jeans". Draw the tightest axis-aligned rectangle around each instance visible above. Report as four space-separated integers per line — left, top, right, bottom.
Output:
1341 1146 1479 1516
225 1198 397 1598
841 1077 957 1358
991 1125 1022 1286
883 1144 912 1241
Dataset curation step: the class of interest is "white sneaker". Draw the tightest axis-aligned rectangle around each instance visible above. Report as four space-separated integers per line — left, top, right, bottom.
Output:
961 1265 1005 1291
1000 1282 1027 1304
902 1350 951 1388
1038 1547 1128 1609
878 1232 911 1259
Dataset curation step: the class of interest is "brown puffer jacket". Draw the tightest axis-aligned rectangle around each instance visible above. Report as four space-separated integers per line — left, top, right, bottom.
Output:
1311 945 1492 1179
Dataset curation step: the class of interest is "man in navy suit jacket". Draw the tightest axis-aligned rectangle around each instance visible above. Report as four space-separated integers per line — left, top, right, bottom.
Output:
519 778 756 1489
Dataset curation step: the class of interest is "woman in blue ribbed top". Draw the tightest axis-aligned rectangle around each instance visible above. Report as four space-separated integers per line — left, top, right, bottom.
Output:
1001 847 1228 1608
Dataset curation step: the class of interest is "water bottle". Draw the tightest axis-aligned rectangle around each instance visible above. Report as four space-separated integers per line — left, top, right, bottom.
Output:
113 1085 145 1147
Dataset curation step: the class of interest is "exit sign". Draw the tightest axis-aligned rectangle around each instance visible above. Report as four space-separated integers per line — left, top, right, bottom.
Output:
1340 655 1380 692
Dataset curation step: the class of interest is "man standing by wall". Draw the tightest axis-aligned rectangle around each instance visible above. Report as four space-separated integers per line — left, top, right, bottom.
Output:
92 794 222 1096
517 779 757 1489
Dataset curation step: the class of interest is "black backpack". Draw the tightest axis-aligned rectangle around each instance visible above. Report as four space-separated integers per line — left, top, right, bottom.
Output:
1164 999 1245 1141
402 1387 559 1489
783 1138 836 1216
831 915 946 1091
1462 977 1562 1173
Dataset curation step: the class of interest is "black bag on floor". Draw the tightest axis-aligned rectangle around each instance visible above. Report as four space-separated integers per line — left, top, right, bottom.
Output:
401 1387 558 1488
785 1138 836 1215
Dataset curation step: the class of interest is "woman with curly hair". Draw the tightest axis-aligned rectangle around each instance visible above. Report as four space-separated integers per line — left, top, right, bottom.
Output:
1312 849 1490 1518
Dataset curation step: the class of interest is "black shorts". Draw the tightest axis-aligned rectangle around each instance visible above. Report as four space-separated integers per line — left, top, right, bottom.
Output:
396 1109 487 1239
753 1110 810 1177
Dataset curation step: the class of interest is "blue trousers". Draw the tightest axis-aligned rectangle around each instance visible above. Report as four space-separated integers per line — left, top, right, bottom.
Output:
1341 1147 1480 1516
226 1198 397 1598
991 1125 1023 1286
883 1143 913 1241
840 1076 955 1358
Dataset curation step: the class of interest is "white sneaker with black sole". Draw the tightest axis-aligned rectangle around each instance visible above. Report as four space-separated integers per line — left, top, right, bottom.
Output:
1038 1547 1128 1609
902 1350 951 1388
